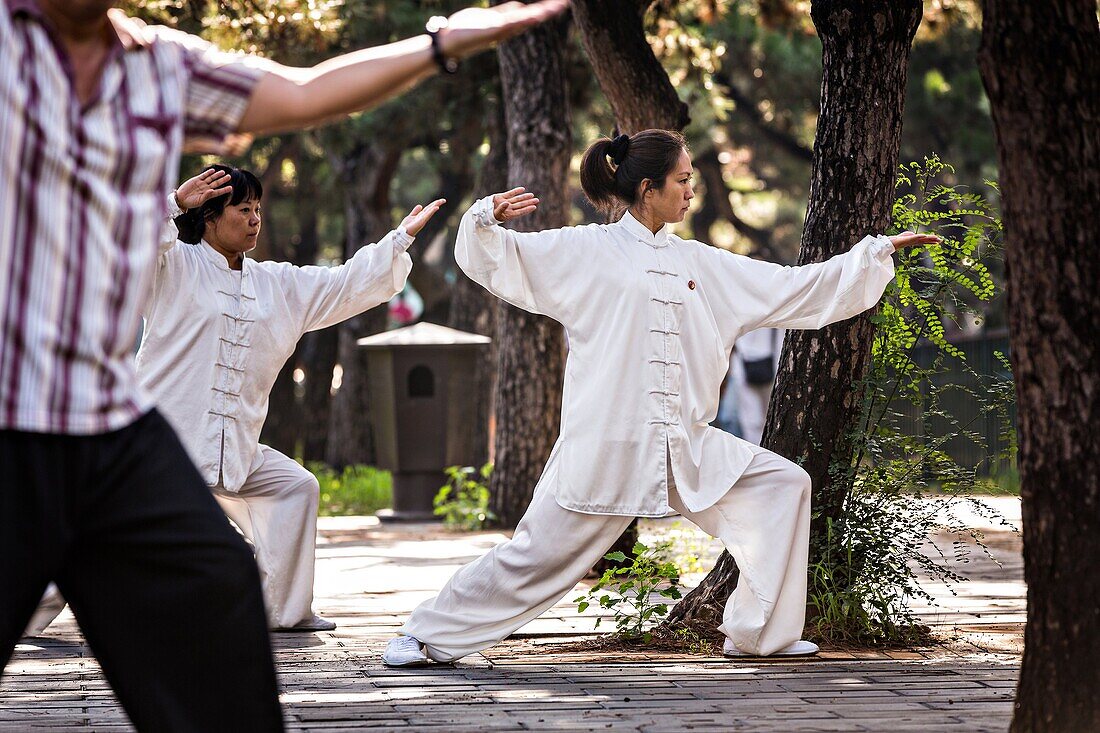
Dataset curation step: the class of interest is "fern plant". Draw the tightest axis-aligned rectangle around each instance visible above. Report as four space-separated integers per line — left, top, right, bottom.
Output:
806 155 1017 645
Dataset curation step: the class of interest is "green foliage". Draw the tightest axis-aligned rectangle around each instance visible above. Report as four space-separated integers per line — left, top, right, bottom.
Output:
807 155 1016 645
574 542 683 643
433 463 496 531
308 462 393 516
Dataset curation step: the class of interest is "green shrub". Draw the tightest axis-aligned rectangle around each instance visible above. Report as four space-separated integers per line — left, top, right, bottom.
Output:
433 463 496 530
307 462 392 516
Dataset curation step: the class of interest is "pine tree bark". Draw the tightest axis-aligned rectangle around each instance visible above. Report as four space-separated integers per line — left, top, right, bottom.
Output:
488 6 571 526
571 0 689 134
325 143 403 468
667 0 922 631
976 3 1100 731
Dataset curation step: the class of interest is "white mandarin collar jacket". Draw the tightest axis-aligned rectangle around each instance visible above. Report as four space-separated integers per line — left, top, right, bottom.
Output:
137 217 413 491
457 196 896 516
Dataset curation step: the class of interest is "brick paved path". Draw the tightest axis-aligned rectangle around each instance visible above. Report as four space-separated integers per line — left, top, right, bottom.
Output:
1 498 1022 731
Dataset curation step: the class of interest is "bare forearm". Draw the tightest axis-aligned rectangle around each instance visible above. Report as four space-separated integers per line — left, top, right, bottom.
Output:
238 35 437 135
236 1 568 136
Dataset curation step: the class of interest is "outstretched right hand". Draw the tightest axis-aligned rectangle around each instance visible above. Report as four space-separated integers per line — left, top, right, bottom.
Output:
492 187 539 223
175 168 233 212
442 1 570 58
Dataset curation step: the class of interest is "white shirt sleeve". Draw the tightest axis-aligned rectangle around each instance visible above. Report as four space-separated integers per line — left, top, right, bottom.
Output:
712 235 896 333
281 228 414 334
158 191 185 259
454 195 586 324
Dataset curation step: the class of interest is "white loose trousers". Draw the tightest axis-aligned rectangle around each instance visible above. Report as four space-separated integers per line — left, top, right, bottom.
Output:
213 446 322 629
401 443 811 660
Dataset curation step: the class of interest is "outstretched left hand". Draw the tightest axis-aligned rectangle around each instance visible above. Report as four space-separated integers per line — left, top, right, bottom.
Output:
889 231 943 251
400 198 447 237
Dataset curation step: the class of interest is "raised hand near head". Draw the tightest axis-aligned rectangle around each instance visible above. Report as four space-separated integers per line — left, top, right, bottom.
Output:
492 187 540 224
175 169 234 211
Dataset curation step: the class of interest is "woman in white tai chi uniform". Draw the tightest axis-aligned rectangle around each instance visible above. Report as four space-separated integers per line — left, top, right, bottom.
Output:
159 166 442 630
30 166 443 634
383 129 938 666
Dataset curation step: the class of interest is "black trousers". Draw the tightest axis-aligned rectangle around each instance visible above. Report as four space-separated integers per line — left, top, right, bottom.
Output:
0 410 283 732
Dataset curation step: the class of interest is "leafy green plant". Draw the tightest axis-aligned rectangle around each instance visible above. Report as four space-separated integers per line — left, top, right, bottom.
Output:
806 156 1017 645
433 463 496 531
308 462 392 516
575 542 683 642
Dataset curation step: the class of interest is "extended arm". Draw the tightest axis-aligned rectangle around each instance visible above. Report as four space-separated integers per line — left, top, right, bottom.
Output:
237 1 568 135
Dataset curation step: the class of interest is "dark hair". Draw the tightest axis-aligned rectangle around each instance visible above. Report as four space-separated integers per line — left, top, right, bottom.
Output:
580 129 688 215
175 164 263 244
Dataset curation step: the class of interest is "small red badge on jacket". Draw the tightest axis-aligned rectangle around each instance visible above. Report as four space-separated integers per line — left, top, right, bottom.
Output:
687 280 696 290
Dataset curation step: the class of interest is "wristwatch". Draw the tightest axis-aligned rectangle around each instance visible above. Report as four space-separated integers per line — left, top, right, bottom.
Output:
425 16 458 74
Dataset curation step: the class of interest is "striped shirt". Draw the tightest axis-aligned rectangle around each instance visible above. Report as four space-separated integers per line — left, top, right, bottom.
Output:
0 1 266 434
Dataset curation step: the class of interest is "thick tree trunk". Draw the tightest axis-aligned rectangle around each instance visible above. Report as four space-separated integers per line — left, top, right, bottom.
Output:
667 0 922 631
325 144 403 468
976 3 1100 731
571 0 689 134
488 7 571 527
448 92 507 468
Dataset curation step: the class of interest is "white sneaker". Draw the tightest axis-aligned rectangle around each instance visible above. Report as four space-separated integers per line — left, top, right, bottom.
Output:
274 614 337 632
382 635 431 667
722 637 819 657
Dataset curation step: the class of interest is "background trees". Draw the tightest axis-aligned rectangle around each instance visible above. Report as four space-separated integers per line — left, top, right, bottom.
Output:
145 1 1001 478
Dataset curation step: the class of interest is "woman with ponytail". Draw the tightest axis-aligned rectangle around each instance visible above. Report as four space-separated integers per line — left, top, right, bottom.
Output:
383 129 939 667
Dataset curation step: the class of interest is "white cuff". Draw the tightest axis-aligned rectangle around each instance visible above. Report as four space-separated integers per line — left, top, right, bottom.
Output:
166 191 184 220
393 227 414 252
473 195 502 228
871 235 895 261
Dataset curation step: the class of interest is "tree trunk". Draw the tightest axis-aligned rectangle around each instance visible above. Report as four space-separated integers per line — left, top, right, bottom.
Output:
571 0 689 134
694 147 783 261
261 149 319 455
488 6 571 527
300 327 338 463
325 143 403 468
976 3 1100 731
448 91 507 468
667 0 922 631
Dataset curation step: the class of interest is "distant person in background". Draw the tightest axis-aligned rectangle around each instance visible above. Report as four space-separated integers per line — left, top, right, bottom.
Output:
731 327 784 445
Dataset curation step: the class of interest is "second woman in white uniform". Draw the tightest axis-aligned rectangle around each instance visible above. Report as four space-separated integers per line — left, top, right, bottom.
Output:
383 129 938 664
146 165 443 630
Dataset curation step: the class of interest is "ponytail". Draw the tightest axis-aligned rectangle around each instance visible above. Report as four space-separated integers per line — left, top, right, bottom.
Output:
579 129 688 216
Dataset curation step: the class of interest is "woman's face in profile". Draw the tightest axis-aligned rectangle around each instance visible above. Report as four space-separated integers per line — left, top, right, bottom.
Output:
646 149 695 225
